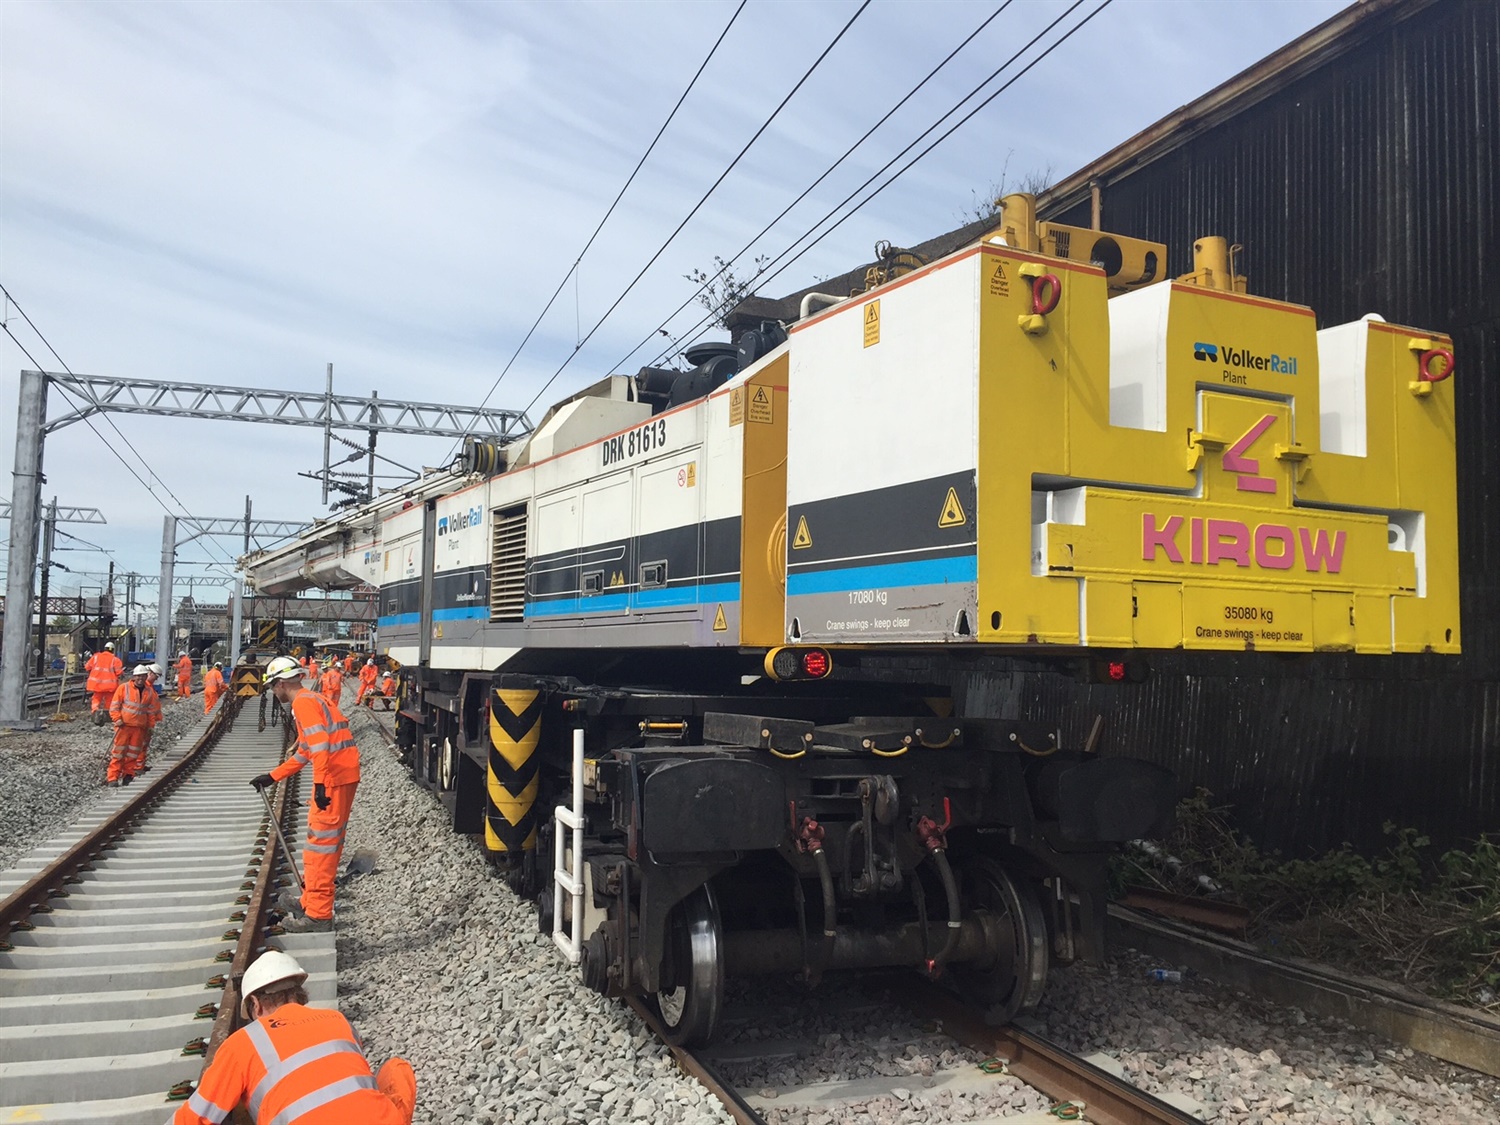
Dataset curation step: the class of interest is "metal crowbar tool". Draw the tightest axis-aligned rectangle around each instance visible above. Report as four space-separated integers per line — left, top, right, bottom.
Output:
257 784 305 895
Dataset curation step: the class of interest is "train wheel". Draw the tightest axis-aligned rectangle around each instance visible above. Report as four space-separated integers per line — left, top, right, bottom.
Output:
654 884 724 1047
953 859 1049 1025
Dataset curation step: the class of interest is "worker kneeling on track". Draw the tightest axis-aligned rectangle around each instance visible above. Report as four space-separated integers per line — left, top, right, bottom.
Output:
170 949 415 1125
108 665 160 786
250 656 360 934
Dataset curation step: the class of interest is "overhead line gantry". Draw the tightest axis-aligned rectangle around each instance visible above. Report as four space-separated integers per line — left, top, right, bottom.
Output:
2 369 532 727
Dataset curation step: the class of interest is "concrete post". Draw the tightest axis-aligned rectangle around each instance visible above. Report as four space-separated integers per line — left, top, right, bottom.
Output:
157 515 176 669
1 370 49 727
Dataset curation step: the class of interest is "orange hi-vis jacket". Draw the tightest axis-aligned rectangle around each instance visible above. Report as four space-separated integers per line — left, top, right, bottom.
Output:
342 655 355 675
171 1003 406 1125
320 668 342 698
203 667 226 696
357 664 378 692
85 651 123 694
176 654 193 679
109 680 161 729
271 690 360 788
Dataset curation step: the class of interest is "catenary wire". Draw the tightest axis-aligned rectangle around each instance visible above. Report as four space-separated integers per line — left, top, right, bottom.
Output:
447 0 749 462
610 0 1016 375
640 0 1110 370
0 283 241 570
516 0 874 421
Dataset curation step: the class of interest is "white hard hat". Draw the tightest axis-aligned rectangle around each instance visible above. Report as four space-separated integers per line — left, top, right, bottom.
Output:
366 659 375 666
239 949 308 1019
131 664 150 676
264 655 304 684
105 642 115 650
214 660 223 668
149 664 163 675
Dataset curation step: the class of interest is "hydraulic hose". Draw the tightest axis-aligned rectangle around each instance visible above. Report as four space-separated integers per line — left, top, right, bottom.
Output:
928 848 961 975
813 847 837 942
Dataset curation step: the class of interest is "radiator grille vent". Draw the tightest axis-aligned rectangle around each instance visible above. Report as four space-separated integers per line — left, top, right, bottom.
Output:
489 505 527 623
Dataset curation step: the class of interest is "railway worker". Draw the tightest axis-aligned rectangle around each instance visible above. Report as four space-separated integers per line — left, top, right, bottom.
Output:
203 661 227 714
139 665 165 772
250 656 361 934
356 658 378 707
107 665 160 786
176 652 193 699
378 670 396 706
319 662 343 706
342 651 355 676
85 642 123 726
171 949 415 1125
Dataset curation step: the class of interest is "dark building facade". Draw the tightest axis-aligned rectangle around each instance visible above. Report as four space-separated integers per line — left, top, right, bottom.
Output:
991 0 1500 854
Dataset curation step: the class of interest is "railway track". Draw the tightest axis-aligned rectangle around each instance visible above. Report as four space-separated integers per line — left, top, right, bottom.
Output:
24 674 91 715
631 964 1205 1124
0 701 332 1125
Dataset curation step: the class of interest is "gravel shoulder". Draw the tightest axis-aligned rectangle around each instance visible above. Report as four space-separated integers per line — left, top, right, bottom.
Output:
0 692 213 873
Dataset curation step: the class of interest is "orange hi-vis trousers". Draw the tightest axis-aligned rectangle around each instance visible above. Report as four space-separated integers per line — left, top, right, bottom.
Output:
108 725 147 782
91 689 114 714
203 689 222 714
299 781 356 921
177 675 191 698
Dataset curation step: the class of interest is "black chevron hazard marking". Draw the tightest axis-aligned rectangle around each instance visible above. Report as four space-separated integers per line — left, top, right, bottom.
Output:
485 809 538 851
491 691 543 744
488 744 540 791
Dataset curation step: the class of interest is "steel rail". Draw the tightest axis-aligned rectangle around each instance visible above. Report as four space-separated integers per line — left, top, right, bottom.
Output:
0 699 238 931
896 978 1203 1125
205 702 296 1061
624 997 768 1125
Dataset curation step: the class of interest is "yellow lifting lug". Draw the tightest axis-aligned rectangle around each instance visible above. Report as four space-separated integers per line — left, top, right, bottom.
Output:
1275 442 1311 484
1406 336 1437 353
1409 380 1434 397
1186 430 1225 471
1017 313 1049 336
1016 262 1048 280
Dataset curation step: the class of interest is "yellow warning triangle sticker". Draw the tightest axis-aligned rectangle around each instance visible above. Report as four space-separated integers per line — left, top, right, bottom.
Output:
938 487 967 528
993 262 1006 279
792 514 813 549
712 604 728 632
752 386 769 404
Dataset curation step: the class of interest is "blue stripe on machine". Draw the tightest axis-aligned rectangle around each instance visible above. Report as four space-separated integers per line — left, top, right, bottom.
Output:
378 612 420 627
786 555 976 595
434 606 489 622
526 581 741 618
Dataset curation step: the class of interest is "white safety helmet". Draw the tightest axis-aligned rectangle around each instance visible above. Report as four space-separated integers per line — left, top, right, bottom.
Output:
366 658 375 666
131 664 150 677
149 664 163 676
105 642 115 650
239 949 308 1019
214 660 223 668
263 655 304 685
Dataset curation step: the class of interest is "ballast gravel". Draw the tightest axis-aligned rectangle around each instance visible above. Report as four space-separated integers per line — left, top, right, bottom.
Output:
335 707 733 1125
0 690 211 873
1034 950 1500 1124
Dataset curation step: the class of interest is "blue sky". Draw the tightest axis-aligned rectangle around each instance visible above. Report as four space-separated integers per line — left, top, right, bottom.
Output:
1 0 1346 612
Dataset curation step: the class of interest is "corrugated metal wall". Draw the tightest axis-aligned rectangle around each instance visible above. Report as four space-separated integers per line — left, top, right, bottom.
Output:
973 0 1499 854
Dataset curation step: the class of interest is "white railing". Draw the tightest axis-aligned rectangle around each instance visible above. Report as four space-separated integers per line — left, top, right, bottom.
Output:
552 727 585 963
